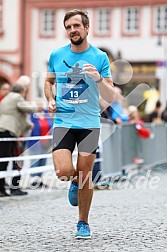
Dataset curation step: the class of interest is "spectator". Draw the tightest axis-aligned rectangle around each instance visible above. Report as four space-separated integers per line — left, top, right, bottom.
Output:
161 101 167 122
128 105 150 139
27 99 53 188
144 87 160 115
128 105 143 124
0 82 11 102
0 84 39 197
149 100 163 124
100 97 112 119
15 75 31 99
11 75 32 195
110 87 129 124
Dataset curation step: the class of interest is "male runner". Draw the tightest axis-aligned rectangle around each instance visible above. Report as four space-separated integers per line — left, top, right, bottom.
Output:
44 9 114 239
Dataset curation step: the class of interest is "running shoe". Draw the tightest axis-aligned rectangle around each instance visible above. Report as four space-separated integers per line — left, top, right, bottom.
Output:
75 221 91 239
68 181 78 206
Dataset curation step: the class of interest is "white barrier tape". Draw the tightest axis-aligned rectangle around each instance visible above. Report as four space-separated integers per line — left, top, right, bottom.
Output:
0 148 101 162
0 135 52 142
0 165 54 179
0 153 52 162
0 158 102 179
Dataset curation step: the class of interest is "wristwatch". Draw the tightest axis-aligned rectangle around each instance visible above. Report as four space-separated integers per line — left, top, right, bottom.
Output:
96 75 103 83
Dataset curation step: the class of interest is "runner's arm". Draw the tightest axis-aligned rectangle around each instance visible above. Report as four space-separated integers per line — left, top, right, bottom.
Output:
82 64 115 104
97 77 115 104
44 72 56 113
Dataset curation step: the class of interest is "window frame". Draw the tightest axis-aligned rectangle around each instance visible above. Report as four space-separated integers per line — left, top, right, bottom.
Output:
122 6 140 37
153 5 167 35
93 8 111 37
39 8 56 38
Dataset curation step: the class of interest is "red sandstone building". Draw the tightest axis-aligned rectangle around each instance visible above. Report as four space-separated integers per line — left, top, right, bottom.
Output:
0 0 167 104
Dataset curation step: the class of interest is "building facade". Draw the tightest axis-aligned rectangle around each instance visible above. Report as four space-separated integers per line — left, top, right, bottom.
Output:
0 0 167 105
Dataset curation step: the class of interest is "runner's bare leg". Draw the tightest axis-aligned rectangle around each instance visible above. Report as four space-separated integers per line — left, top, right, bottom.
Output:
52 149 77 180
76 153 96 223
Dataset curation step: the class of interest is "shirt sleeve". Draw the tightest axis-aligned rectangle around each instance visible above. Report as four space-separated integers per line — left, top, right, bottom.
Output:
48 52 55 74
100 53 112 78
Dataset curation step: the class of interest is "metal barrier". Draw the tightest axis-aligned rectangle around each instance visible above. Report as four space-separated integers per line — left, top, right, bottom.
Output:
100 122 167 177
100 123 122 177
121 123 137 166
137 123 167 165
0 123 167 179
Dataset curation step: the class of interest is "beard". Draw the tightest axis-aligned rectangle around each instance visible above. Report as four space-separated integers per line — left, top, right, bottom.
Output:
70 31 86 45
70 36 84 45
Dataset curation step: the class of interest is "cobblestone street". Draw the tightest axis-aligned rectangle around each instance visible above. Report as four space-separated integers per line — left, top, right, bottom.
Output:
0 170 167 252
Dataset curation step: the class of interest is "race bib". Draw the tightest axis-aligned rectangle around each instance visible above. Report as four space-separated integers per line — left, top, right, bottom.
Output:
62 79 89 104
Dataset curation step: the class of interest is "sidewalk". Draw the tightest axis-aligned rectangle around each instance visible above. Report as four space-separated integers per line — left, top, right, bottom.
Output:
0 169 167 252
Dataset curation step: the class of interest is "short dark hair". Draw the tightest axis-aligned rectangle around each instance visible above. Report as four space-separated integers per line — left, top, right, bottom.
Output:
11 83 24 93
63 9 89 27
0 82 10 90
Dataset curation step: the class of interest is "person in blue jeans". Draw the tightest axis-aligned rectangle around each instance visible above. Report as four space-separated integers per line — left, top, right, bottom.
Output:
27 100 53 188
44 9 114 239
110 87 129 124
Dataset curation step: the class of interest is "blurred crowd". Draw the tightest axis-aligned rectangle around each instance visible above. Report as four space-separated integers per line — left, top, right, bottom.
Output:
0 76 53 197
0 80 167 198
101 86 167 125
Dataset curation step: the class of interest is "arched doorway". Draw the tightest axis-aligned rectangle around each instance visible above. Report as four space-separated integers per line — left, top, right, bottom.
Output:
98 47 115 63
0 76 10 84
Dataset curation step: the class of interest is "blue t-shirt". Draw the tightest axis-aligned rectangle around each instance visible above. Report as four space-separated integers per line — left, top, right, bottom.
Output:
48 44 111 129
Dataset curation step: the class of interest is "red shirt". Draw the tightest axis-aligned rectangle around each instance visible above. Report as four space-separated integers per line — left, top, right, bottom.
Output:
38 117 50 144
0 96 3 102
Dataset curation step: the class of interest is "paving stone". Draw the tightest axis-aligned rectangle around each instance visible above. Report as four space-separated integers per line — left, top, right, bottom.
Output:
0 172 167 251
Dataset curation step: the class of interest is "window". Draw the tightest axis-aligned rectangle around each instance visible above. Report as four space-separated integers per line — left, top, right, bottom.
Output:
123 7 139 35
41 9 55 36
0 0 3 33
95 8 111 35
154 5 167 33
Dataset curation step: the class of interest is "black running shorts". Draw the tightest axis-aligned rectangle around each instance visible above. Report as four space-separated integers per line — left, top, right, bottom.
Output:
52 127 100 154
